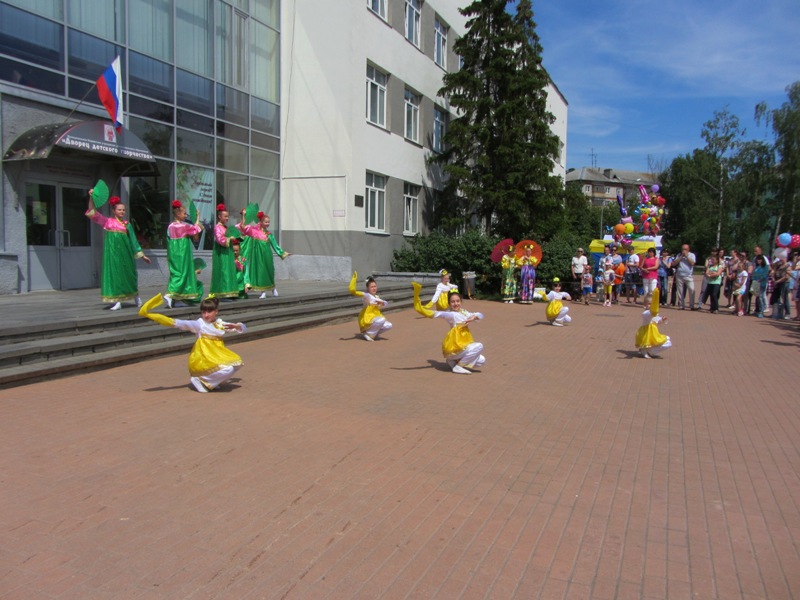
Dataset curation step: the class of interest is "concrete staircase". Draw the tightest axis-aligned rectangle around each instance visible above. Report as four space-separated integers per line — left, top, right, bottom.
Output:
0 281 435 389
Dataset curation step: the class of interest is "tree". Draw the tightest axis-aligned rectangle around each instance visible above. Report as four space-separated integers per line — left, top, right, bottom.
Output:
433 0 562 241
756 81 800 233
700 108 744 248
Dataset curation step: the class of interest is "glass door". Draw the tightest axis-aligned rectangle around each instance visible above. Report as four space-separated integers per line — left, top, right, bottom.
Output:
25 181 95 291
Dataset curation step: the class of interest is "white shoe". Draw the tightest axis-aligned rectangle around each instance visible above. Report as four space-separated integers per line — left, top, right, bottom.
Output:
110 302 122 311
136 296 142 307
452 365 471 374
363 333 375 342
551 321 563 326
190 377 208 393
272 288 279 297
164 295 173 309
259 292 267 299
640 349 651 359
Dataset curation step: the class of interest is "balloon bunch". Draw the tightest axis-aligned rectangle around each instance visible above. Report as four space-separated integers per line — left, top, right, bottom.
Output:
775 232 800 249
609 184 666 248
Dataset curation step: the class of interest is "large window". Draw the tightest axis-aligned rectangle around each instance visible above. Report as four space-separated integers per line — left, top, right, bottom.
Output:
129 0 173 61
176 0 213 76
404 0 421 47
250 20 279 102
404 89 419 143
366 65 387 128
68 0 125 43
216 1 248 88
433 107 446 153
434 18 447 68
365 172 386 232
403 183 419 235
367 0 386 20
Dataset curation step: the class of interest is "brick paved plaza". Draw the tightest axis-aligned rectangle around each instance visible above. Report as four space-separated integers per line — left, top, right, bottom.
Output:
1 298 799 599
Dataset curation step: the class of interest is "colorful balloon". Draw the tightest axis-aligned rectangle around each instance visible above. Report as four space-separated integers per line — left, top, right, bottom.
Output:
791 234 800 249
651 184 660 193
614 223 625 235
624 223 634 234
777 232 792 247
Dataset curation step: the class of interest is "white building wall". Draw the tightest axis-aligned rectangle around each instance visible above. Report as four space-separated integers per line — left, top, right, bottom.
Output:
281 1 567 275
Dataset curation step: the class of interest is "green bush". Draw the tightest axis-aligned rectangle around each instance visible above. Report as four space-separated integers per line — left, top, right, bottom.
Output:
391 230 500 296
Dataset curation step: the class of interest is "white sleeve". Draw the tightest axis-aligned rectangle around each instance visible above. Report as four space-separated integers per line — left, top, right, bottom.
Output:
173 318 202 334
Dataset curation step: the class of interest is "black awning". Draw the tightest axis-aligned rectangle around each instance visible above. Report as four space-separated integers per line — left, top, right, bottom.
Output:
3 120 159 176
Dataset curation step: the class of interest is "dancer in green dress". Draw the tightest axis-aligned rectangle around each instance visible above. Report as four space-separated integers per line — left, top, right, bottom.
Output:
85 191 151 310
164 200 203 308
237 210 291 298
210 204 239 299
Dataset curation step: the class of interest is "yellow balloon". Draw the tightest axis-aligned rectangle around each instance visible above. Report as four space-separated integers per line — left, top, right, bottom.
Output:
624 223 634 234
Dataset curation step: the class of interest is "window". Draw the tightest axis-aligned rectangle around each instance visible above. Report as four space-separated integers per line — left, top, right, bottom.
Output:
584 185 591 194
129 0 173 61
367 0 386 20
365 172 386 232
216 2 248 89
404 0 420 47
434 18 447 68
433 107 446 153
403 183 419 235
404 89 420 143
366 65 387 127
176 0 213 76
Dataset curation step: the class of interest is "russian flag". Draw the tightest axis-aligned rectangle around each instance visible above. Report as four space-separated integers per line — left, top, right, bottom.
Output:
96 56 123 130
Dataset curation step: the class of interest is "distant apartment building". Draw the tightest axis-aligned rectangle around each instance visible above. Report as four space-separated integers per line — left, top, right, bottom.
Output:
0 0 567 295
566 167 659 206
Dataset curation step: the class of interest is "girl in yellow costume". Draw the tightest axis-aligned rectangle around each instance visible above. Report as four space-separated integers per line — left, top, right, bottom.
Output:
413 283 485 375
543 278 572 326
635 288 671 358
139 294 246 392
348 272 392 341
426 269 460 310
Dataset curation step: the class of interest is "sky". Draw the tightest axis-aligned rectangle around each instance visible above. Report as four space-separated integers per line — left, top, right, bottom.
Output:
518 0 800 174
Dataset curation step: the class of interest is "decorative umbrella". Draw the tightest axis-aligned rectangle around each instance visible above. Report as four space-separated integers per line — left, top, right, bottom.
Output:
91 179 110 208
515 240 542 265
491 238 515 263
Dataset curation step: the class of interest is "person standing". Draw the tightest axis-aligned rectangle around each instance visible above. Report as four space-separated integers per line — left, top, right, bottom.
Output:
657 250 672 305
571 247 588 302
770 252 791 319
518 245 539 304
673 244 696 310
751 255 770 318
85 192 151 310
164 200 203 308
210 204 239 300
237 210 291 298
640 248 659 307
624 250 640 304
704 255 724 314
500 244 518 303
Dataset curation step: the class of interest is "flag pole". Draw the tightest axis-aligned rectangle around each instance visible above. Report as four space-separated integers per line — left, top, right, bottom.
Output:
62 81 98 125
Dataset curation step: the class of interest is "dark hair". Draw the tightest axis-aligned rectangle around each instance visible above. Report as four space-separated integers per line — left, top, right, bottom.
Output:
200 297 220 312
365 276 376 287
449 291 463 304
755 255 766 265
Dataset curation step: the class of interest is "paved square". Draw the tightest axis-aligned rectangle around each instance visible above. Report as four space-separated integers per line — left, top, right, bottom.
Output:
1 298 799 599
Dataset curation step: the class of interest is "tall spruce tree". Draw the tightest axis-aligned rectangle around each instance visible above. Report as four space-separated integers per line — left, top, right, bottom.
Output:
433 0 561 240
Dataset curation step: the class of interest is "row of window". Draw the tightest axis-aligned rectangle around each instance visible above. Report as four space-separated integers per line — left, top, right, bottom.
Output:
368 0 449 70
586 185 624 196
365 173 420 236
366 64 447 153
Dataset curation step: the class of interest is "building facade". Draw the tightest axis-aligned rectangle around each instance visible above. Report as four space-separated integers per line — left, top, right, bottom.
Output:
565 167 659 207
0 0 567 295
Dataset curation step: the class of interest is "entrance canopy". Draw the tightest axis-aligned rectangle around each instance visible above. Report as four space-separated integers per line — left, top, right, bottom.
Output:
3 120 158 176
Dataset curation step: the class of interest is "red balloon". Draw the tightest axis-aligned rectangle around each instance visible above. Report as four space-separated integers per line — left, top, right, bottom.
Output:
791 234 800 249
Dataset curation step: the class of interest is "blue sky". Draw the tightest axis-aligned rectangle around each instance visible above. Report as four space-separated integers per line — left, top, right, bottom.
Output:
520 1 800 173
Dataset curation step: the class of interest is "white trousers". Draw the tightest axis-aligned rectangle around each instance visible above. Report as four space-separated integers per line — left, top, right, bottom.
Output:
555 307 571 324
449 342 485 369
366 317 392 339
647 336 672 356
198 364 241 389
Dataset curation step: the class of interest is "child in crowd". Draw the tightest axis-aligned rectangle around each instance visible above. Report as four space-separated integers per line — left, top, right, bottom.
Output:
543 278 572 326
348 272 392 341
426 269 459 310
139 294 246 393
635 290 671 359
581 266 593 305
413 283 485 375
602 263 615 307
595 267 605 304
732 264 749 317
164 200 203 309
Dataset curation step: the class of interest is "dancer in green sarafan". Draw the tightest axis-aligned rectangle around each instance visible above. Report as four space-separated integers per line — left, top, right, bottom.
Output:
237 210 291 299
